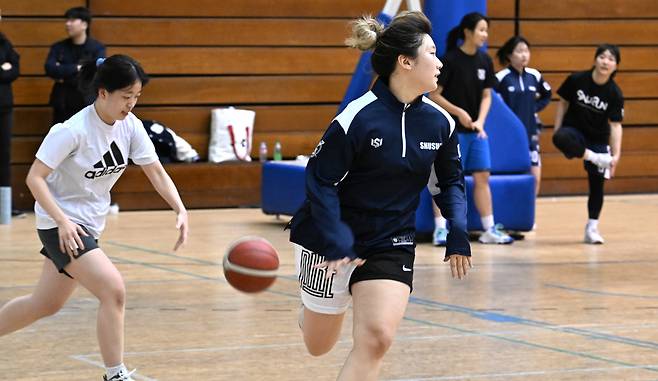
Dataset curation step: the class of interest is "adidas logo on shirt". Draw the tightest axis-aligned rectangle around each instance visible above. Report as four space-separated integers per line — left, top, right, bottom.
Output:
85 142 127 179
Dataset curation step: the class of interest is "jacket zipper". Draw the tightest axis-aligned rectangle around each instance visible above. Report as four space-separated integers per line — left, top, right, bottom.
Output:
401 104 409 157
518 74 525 92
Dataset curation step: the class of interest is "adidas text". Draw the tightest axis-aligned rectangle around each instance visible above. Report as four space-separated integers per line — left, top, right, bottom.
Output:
85 165 126 179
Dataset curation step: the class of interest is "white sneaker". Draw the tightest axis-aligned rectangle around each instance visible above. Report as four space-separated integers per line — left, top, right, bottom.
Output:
103 369 136 381
584 225 604 244
432 227 448 246
478 224 514 244
589 152 613 170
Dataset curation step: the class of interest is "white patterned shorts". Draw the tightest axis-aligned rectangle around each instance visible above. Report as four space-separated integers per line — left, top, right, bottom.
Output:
294 244 357 315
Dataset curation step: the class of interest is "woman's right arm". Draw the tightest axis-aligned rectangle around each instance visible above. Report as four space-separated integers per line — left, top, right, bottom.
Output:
26 160 87 256
553 97 569 133
0 41 19 83
429 86 472 128
44 44 78 80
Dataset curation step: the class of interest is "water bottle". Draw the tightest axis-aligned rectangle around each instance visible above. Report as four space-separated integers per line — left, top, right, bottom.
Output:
273 141 282 161
259 141 268 162
0 187 10 225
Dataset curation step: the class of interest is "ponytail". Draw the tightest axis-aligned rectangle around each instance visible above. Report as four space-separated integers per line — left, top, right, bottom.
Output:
446 26 463 51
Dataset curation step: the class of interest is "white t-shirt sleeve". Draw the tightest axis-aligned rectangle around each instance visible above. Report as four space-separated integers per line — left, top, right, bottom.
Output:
129 118 159 165
35 124 79 170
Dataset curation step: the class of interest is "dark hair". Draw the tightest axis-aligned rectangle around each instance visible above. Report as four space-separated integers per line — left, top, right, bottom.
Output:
78 54 149 97
446 12 489 51
496 35 530 66
345 11 432 80
65 7 92 24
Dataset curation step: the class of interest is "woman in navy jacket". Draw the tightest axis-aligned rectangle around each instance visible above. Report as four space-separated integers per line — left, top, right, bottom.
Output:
289 11 471 379
496 36 552 197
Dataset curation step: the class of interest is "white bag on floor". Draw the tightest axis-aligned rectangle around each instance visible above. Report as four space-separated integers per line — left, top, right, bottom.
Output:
208 107 255 162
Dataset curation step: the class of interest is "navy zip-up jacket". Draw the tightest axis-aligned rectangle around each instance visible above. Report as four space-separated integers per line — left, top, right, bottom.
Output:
495 66 551 136
289 79 470 261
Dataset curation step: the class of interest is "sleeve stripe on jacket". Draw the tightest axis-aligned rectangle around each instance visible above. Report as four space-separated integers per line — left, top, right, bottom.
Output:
333 91 377 133
422 96 456 136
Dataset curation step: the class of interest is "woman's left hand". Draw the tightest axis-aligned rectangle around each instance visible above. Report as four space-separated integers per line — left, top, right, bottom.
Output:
610 155 620 178
471 120 487 139
444 254 472 280
173 211 189 251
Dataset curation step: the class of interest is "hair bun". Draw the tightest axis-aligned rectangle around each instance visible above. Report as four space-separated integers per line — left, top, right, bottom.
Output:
345 16 384 51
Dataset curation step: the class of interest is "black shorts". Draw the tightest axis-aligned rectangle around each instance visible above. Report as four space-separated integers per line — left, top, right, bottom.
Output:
38 225 99 278
349 248 415 292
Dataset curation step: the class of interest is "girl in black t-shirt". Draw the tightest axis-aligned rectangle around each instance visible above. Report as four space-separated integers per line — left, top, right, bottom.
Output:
428 12 513 246
553 44 624 244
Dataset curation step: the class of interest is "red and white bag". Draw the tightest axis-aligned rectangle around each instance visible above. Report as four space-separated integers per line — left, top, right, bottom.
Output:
208 107 255 162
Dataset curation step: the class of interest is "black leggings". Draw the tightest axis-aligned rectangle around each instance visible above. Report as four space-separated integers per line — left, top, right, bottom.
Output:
553 126 606 219
0 109 12 186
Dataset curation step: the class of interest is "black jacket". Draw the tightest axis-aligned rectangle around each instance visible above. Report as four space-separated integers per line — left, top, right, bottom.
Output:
45 37 105 109
0 35 20 110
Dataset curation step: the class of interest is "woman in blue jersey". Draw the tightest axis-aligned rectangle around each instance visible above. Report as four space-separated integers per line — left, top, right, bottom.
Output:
496 36 552 197
0 55 188 381
429 12 514 246
289 11 471 379
552 44 624 244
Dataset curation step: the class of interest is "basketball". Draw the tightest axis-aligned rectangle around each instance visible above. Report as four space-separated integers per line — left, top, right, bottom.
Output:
223 237 279 293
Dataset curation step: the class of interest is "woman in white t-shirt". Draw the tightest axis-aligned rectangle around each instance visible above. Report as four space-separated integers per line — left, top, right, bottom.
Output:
0 55 188 381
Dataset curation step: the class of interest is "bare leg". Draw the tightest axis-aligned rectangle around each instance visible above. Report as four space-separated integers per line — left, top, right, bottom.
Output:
531 166 541 196
472 171 493 217
300 307 346 356
338 280 410 381
0 259 77 336
66 249 126 367
432 200 442 217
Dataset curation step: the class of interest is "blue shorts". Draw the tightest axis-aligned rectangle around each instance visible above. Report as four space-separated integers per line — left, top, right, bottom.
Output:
458 132 491 173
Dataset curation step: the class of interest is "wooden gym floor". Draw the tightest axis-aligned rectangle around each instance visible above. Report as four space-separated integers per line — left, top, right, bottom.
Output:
1 194 658 381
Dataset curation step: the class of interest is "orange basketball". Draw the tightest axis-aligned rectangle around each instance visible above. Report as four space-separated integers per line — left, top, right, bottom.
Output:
223 237 279 293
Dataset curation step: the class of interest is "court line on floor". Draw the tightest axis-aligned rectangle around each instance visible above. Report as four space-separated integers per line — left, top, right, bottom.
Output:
403 315 658 373
103 240 658 268
108 242 658 351
105 241 658 374
70 354 158 381
107 243 658 352
545 282 658 300
409 296 658 352
383 363 658 380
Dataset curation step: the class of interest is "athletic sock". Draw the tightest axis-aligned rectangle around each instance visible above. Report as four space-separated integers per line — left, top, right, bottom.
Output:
481 215 495 231
434 216 447 229
106 364 128 380
584 149 597 162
